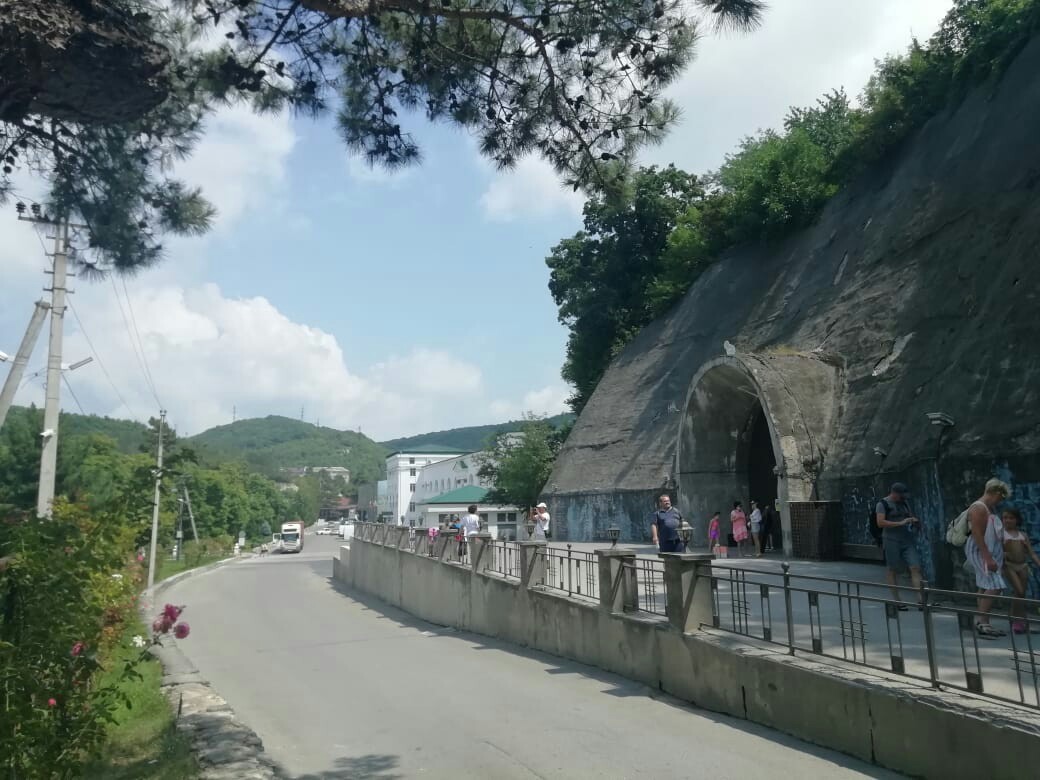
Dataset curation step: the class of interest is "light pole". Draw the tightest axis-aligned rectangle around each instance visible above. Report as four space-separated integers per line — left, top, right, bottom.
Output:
679 520 693 552
607 526 620 547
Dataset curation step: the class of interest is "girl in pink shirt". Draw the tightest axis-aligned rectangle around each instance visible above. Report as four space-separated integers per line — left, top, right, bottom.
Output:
730 502 749 557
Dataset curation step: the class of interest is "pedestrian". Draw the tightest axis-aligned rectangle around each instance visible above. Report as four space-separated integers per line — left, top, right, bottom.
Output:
650 494 685 553
749 500 763 558
708 512 721 551
760 501 775 551
965 478 1012 638
534 502 551 539
529 507 548 540
730 502 748 557
876 482 923 609
458 504 481 560
1001 507 1039 635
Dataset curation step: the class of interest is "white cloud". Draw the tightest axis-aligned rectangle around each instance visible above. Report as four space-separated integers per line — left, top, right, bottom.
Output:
480 156 584 222
489 384 571 422
177 104 296 227
4 280 568 440
647 0 953 173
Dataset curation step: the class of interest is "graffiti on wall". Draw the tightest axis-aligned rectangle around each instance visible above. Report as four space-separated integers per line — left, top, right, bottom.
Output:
993 462 1040 599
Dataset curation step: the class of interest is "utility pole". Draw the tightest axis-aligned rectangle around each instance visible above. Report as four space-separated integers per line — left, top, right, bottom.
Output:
183 484 199 544
146 409 166 589
0 299 50 432
36 218 71 518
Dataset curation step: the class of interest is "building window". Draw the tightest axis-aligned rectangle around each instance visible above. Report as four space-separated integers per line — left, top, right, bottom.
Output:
507 513 516 522
479 513 488 524
410 484 415 492
409 457 415 464
410 468 416 476
409 502 415 513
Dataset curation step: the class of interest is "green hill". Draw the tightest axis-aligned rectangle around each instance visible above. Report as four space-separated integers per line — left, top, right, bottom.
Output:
185 415 387 485
4 405 149 453
381 413 574 453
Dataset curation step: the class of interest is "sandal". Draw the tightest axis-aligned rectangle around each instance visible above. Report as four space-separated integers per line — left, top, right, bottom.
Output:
976 623 1001 640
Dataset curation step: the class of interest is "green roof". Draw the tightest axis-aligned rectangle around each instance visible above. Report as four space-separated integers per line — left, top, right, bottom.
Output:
388 444 467 456
422 486 488 505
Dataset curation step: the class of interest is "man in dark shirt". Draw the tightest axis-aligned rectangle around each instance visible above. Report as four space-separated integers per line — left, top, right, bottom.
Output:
877 482 922 609
650 494 686 553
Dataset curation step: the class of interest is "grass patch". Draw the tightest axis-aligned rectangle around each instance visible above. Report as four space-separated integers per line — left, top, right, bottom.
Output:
155 554 225 583
82 626 197 780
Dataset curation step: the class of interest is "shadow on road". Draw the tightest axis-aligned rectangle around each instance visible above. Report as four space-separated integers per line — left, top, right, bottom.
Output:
283 753 401 779
321 574 896 778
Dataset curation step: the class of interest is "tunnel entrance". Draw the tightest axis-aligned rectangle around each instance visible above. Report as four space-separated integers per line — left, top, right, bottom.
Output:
676 353 840 557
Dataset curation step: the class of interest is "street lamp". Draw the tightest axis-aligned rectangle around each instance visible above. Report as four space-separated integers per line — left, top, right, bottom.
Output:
679 520 692 550
607 526 620 547
525 517 536 539
479 516 488 533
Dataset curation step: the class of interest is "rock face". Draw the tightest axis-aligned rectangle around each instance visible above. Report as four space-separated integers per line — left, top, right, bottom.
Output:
0 0 169 124
547 36 1040 588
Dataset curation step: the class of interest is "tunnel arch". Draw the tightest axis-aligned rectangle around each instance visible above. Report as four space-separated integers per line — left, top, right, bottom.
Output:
675 353 842 555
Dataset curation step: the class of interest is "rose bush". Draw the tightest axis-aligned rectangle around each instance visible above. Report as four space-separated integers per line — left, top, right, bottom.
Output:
0 501 191 778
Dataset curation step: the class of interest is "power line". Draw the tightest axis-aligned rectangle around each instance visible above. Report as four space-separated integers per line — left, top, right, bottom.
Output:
66 297 137 418
109 275 162 409
120 278 161 404
61 373 85 414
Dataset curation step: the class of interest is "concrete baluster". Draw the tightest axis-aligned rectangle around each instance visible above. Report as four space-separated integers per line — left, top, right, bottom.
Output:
435 530 454 562
597 549 637 614
397 527 411 550
470 533 493 574
519 541 547 589
660 552 715 634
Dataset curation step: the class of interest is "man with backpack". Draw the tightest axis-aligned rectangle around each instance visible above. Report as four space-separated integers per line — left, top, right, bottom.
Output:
876 483 923 609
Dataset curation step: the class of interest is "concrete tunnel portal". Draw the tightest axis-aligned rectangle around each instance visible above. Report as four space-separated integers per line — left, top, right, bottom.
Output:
675 353 843 556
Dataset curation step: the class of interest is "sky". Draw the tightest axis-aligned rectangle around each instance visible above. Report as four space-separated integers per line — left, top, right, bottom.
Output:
0 0 953 441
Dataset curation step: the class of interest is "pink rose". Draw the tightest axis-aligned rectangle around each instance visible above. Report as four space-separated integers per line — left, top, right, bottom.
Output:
47 698 57 708
162 604 183 622
173 622 190 640
152 615 173 635
70 642 84 657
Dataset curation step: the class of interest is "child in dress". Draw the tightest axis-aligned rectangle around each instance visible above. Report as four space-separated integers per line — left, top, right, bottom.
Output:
1002 507 1040 634
708 512 721 551
731 502 749 557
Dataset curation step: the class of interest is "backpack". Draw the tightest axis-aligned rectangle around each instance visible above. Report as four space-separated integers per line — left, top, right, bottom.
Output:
945 508 970 546
867 498 887 547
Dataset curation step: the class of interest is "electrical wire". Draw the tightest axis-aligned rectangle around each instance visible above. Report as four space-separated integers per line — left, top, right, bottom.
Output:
109 275 162 409
61 373 85 414
120 278 161 406
65 297 137 418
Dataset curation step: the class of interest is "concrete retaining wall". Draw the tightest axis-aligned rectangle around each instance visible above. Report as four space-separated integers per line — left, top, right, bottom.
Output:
339 536 1040 779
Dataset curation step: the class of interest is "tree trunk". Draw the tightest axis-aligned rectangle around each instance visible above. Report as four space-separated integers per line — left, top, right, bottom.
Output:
0 0 169 125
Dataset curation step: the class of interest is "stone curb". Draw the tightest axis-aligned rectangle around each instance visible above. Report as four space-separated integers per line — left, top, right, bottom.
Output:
140 557 282 780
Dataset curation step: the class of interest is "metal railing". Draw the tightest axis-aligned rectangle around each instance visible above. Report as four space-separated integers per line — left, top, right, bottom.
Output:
705 563 1040 710
486 541 521 579
539 545 598 601
629 557 666 616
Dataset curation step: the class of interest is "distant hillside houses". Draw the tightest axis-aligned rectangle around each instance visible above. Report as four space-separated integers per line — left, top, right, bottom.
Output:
280 465 351 482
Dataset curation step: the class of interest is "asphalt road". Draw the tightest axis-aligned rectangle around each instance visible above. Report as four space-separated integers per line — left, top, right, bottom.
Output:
163 534 898 779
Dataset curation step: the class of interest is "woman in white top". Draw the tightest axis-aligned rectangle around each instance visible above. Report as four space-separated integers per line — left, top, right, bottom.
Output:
965 478 1012 639
749 501 763 558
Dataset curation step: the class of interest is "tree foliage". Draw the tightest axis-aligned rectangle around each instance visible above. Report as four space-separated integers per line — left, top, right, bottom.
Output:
1 0 764 270
549 0 1040 412
477 415 565 509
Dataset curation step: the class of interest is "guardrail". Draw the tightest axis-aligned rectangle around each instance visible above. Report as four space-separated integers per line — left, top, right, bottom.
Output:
706 563 1040 710
350 523 1040 711
539 545 598 601
487 540 521 579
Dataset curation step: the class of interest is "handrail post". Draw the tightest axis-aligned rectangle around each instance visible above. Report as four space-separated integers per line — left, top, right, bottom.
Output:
519 540 547 589
597 548 637 614
661 552 715 634
921 580 940 689
782 563 795 655
471 533 493 574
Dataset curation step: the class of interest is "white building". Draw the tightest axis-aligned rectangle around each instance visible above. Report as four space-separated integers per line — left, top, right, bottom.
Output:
413 450 522 537
385 446 465 525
